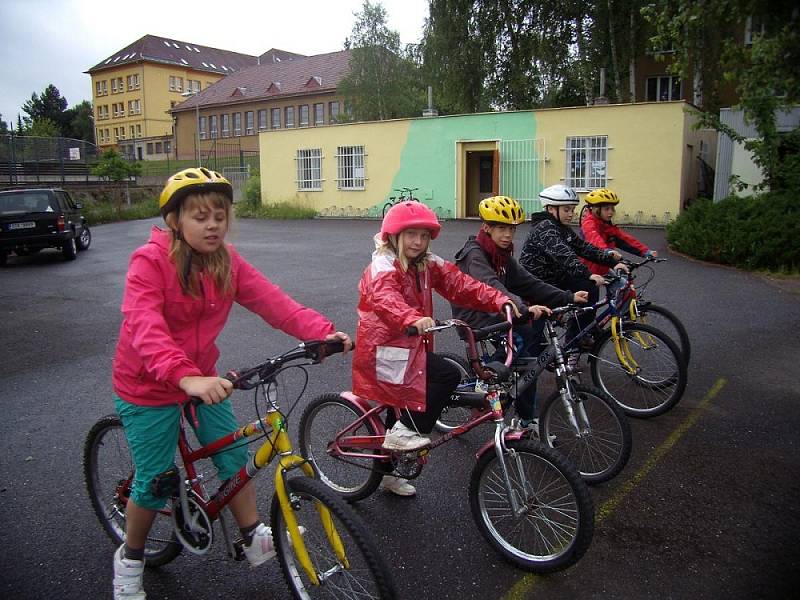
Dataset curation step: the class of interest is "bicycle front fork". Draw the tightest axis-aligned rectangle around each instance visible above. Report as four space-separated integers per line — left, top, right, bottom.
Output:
492 421 534 517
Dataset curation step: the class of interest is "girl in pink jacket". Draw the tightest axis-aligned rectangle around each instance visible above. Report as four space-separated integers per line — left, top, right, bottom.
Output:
352 201 511 497
111 168 351 600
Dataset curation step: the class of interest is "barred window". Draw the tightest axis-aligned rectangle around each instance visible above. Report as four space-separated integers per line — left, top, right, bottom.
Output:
565 136 608 190
336 145 365 190
295 148 323 191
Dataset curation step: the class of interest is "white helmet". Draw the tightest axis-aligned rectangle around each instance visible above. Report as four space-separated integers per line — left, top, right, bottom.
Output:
539 184 579 206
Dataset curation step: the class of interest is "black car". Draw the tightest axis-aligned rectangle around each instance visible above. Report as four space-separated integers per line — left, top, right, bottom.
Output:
0 188 92 265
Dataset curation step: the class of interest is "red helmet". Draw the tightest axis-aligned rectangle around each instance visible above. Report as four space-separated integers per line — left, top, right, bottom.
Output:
380 201 441 241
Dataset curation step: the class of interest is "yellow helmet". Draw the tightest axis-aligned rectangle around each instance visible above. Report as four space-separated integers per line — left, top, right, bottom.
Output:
159 167 233 217
479 195 525 225
585 188 620 206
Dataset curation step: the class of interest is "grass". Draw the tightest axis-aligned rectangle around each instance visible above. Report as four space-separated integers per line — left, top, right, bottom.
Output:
235 201 317 219
83 198 160 225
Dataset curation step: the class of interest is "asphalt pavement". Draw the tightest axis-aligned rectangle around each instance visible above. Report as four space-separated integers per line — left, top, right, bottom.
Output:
1 216 798 600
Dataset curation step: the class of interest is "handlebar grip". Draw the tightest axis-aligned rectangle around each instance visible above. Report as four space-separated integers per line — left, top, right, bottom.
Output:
472 320 512 341
406 326 419 337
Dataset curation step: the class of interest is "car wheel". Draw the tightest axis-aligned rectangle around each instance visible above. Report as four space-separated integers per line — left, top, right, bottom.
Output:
62 237 77 261
76 226 92 251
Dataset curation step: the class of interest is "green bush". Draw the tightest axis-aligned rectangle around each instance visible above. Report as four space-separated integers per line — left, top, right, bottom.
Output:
244 175 261 208
666 192 799 272
235 200 317 220
83 197 160 225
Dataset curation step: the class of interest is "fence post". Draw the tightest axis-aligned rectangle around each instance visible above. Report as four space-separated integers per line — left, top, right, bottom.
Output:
58 138 65 185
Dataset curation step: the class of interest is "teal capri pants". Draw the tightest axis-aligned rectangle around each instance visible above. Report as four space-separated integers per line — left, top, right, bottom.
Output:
115 395 249 510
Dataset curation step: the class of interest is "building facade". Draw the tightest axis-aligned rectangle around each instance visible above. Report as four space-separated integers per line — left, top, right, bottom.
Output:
86 35 259 159
258 101 714 225
171 50 351 162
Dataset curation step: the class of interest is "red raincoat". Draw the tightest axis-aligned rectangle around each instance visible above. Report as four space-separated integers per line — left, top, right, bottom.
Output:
352 250 510 412
580 211 649 275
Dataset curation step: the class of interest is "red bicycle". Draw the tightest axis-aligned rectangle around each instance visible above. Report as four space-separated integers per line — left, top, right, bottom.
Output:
298 310 594 573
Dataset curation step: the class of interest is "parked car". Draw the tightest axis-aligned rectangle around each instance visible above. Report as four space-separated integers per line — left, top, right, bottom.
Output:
0 188 91 265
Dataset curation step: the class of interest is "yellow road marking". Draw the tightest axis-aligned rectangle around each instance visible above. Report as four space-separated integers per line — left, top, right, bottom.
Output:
500 377 727 600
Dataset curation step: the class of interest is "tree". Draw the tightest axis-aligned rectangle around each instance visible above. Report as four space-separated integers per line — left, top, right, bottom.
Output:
91 149 142 211
22 84 68 134
645 0 800 192
26 118 61 137
338 0 426 121
0 114 9 135
63 100 95 142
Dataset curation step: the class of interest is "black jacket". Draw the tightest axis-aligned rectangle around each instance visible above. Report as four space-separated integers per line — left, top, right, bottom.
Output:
519 211 617 284
451 236 573 329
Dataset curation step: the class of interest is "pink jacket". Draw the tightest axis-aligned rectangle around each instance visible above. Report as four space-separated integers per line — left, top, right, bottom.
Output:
352 250 510 412
112 227 335 406
580 211 649 276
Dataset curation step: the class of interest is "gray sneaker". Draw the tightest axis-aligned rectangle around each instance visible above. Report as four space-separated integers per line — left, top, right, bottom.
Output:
113 545 146 600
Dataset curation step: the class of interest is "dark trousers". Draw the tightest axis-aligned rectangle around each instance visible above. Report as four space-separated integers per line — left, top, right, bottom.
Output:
397 352 461 434
555 275 600 341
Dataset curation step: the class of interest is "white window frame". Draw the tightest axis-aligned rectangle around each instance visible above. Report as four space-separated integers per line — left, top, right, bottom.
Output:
271 108 281 129
245 111 254 135
299 104 310 127
209 115 218 139
199 116 208 140
233 112 242 136
258 109 268 131
564 135 609 191
646 75 682 102
221 114 230 137
335 145 366 190
295 148 323 191
744 16 765 46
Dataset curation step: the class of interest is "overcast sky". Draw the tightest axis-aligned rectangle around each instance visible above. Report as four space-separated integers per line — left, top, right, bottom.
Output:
0 0 429 127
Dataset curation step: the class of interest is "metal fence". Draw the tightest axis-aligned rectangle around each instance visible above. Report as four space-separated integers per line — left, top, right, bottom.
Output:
0 134 108 185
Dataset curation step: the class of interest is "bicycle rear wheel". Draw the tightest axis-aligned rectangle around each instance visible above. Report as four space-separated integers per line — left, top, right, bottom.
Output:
469 439 594 573
538 384 632 484
434 352 477 433
83 415 181 567
632 301 691 366
299 394 385 502
271 476 396 600
590 322 687 418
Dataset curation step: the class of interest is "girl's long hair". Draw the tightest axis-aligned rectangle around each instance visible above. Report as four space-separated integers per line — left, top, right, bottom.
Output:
168 191 233 296
374 232 431 272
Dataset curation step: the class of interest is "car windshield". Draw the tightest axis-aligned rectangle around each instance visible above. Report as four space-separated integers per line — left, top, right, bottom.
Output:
0 192 55 215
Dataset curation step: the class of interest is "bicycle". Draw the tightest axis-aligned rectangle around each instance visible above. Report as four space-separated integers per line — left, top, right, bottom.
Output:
298 310 595 573
436 305 632 485
84 340 396 600
381 187 419 218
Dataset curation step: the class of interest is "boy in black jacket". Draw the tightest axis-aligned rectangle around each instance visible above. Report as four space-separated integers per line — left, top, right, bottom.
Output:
451 195 587 426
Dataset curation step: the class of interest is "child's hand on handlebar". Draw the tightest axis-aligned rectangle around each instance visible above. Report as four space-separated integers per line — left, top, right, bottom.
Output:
501 302 522 319
590 274 606 287
613 262 630 273
180 376 234 405
528 304 552 320
325 331 353 353
413 317 437 334
573 291 589 304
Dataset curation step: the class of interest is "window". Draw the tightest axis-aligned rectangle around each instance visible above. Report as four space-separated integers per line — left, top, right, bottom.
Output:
295 148 323 190
113 103 124 118
328 101 340 123
285 106 295 128
245 111 254 135
169 76 183 92
127 74 140 90
565 136 608 190
146 142 154 155
129 125 135 138
164 140 171 154
187 80 201 93
111 78 119 93
221 114 230 137
155 142 163 153
209 115 218 138
96 80 108 97
136 124 142 138
116 127 126 140
104 128 109 142
128 99 141 115
271 108 281 129
744 16 766 45
314 103 324 126
299 104 310 127
199 116 208 140
646 76 682 102
233 112 242 136
336 145 365 190
258 109 268 131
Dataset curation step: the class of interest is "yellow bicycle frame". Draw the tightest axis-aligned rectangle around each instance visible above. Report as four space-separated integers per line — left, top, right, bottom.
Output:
249 409 349 585
610 316 640 375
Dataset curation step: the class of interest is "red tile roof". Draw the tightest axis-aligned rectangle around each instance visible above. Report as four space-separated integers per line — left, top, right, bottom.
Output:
172 50 351 112
85 34 259 75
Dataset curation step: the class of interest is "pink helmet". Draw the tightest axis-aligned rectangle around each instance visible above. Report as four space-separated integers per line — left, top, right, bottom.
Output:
380 201 441 241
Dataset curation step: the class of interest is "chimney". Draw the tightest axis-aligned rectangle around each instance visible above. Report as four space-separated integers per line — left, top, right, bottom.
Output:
422 86 438 117
593 67 609 105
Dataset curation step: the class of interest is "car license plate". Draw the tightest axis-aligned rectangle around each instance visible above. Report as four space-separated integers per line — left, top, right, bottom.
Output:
7 222 36 230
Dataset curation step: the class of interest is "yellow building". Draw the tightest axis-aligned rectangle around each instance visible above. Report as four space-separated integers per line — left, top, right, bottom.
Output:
86 35 259 159
171 50 351 162
258 101 715 224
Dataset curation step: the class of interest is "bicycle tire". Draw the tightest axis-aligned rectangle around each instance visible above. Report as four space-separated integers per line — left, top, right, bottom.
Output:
271 476 397 600
299 394 385 502
434 352 477 433
381 203 394 219
589 322 687 418
538 384 632 484
83 415 182 567
632 302 691 366
469 439 594 573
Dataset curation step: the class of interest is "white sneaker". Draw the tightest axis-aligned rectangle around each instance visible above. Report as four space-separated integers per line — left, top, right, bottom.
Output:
243 523 276 567
382 421 431 451
379 475 417 497
113 545 146 600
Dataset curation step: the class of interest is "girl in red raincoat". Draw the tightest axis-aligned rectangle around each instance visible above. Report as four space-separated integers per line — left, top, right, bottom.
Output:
352 201 511 496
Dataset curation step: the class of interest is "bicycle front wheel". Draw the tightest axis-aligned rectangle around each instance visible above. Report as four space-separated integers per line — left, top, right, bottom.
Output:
271 476 396 600
538 384 632 484
469 439 594 573
299 394 385 502
434 352 477 433
632 302 691 366
83 415 181 567
590 322 687 418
